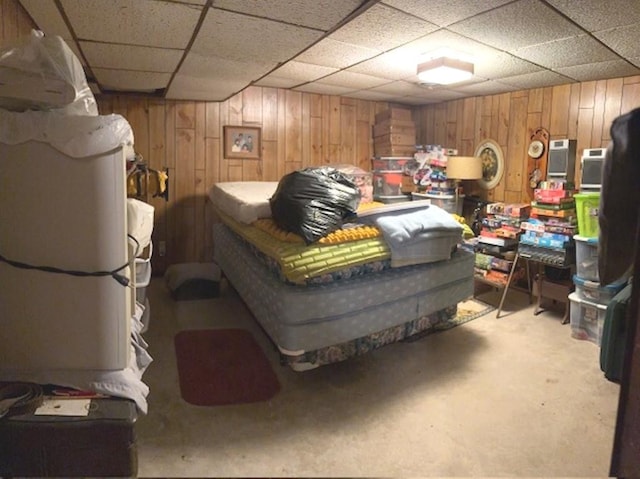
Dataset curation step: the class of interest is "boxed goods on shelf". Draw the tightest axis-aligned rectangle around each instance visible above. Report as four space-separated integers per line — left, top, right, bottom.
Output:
569 292 607 345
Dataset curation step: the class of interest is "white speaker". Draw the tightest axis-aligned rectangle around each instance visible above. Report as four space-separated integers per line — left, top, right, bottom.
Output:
580 147 606 190
547 139 576 183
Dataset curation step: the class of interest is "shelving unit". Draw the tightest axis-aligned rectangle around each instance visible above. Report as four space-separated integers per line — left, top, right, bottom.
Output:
474 202 533 318
519 182 578 323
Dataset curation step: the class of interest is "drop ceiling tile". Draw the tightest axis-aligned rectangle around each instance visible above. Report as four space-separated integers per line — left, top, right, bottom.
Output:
392 29 543 80
346 90 399 101
382 0 513 27
500 70 575 89
211 0 363 31
546 0 640 32
408 87 468 101
330 4 438 51
448 0 584 51
594 24 640 58
166 75 248 101
369 80 433 96
388 96 438 105
474 52 542 79
19 0 72 38
293 83 357 96
452 80 521 96
59 0 201 48
555 60 640 82
346 51 420 80
294 38 380 69
193 9 322 63
253 76 302 89
263 61 338 83
179 52 272 83
513 35 618 69
392 29 498 62
80 42 183 72
319 71 391 89
92 68 171 92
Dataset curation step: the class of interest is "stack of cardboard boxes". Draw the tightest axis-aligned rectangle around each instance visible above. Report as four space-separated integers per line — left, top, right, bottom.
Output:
372 107 416 157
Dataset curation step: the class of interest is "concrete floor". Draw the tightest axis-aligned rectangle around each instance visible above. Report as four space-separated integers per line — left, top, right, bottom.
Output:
137 278 620 477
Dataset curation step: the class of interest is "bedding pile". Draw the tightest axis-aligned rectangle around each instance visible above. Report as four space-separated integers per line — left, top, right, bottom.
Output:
209 171 474 370
209 172 464 284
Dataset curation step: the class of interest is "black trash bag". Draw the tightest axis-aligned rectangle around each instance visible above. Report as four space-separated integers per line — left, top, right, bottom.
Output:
270 167 361 244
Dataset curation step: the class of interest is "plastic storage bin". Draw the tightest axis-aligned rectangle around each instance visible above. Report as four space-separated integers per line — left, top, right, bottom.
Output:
411 192 464 215
574 191 600 237
135 241 153 288
572 275 626 304
569 292 608 345
574 235 599 281
372 157 414 202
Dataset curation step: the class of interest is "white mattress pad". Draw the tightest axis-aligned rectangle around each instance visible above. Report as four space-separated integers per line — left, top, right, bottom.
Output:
209 181 278 224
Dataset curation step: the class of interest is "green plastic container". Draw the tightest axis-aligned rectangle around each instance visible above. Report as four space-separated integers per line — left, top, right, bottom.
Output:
574 192 600 238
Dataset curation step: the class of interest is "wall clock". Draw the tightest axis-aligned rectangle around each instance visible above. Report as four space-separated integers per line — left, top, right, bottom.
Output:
474 139 504 190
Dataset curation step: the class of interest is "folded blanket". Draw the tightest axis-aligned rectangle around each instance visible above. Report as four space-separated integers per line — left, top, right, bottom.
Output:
374 205 462 267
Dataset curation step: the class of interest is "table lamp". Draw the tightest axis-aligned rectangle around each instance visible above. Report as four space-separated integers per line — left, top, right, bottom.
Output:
445 155 483 206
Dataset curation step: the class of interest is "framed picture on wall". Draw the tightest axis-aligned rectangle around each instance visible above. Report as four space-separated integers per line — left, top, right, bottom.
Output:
223 126 261 159
474 139 505 190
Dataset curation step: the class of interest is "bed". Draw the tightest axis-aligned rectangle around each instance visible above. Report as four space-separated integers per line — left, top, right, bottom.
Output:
210 180 475 371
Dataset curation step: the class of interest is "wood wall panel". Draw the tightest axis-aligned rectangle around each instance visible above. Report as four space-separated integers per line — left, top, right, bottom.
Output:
5 0 639 272
86 88 386 272
415 79 640 209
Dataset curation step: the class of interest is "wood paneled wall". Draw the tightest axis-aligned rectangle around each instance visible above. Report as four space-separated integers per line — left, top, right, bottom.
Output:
1 0 36 43
5 0 640 272
414 78 640 204
97 92 389 273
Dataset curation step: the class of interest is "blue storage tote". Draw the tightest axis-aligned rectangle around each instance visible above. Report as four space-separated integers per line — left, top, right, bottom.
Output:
572 275 626 305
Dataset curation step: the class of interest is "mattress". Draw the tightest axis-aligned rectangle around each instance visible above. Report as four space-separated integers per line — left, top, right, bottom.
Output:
208 181 278 224
213 222 474 355
216 210 391 284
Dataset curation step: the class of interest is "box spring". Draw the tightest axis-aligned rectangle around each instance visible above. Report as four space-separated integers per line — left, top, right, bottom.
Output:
213 223 474 369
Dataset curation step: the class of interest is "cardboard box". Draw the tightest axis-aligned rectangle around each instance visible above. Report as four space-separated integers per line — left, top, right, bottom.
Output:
374 145 416 157
374 107 413 123
373 132 416 146
373 120 416 138
401 175 417 193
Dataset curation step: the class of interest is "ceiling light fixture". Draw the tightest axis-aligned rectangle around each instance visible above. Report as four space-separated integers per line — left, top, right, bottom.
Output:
417 56 474 85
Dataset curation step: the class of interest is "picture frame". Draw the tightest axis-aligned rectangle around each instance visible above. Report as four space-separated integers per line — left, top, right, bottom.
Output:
474 139 505 190
223 125 261 159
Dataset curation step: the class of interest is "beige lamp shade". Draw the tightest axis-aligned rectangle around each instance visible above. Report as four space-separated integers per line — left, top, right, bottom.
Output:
446 155 482 180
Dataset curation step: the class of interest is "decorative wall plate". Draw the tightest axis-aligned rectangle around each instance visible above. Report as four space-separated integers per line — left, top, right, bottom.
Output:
474 139 505 190
528 140 544 159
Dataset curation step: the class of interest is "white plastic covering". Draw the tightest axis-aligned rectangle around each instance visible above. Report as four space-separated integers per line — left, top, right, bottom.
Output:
127 198 155 251
0 30 97 115
1 301 152 414
0 109 135 158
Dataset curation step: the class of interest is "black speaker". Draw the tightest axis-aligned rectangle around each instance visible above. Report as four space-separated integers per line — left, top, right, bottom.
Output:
547 139 576 183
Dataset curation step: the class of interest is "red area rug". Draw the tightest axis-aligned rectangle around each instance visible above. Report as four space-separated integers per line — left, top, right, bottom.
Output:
174 329 280 406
